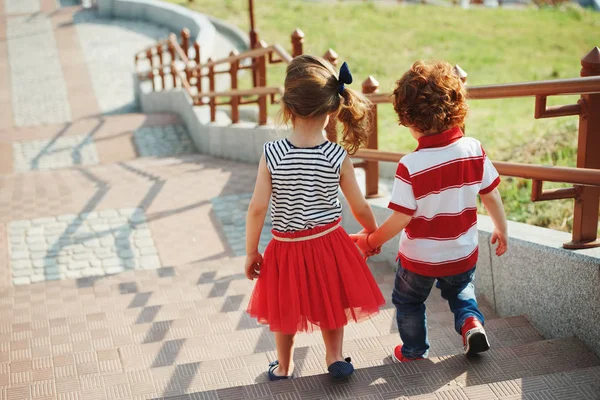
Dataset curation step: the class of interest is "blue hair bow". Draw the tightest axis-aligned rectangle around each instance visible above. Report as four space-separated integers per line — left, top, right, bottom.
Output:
338 61 353 95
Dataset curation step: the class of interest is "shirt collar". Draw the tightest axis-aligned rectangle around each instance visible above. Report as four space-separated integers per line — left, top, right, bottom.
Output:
416 126 464 150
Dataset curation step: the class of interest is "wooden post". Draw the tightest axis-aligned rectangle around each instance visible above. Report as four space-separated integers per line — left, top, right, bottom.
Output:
291 28 305 57
170 62 177 89
363 76 380 199
257 41 268 125
208 58 216 122
157 44 163 66
158 68 165 90
565 47 600 249
168 40 176 64
146 49 153 68
194 42 201 65
454 64 468 134
181 28 190 59
149 71 156 91
230 51 240 124
249 0 258 50
323 48 339 67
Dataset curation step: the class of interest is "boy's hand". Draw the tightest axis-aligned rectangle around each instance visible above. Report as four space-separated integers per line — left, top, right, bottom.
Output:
491 229 508 256
349 232 381 259
244 252 263 280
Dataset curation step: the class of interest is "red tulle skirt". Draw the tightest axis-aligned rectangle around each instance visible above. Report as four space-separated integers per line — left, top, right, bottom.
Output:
246 218 385 334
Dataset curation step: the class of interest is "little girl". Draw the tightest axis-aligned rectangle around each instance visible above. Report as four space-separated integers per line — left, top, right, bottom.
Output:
244 55 385 380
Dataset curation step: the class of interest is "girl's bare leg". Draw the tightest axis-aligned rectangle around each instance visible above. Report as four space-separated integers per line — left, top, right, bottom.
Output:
321 327 345 366
274 332 295 376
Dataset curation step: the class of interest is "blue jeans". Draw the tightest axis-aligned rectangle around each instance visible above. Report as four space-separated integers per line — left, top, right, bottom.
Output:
391 263 484 359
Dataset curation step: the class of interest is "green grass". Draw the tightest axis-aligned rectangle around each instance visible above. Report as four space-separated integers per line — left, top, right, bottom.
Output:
166 0 599 233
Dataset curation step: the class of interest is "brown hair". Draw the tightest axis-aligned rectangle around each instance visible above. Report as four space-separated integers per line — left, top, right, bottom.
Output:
393 61 468 135
281 55 371 155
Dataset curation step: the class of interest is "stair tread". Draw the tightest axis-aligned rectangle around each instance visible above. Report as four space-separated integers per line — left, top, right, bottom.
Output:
152 355 600 399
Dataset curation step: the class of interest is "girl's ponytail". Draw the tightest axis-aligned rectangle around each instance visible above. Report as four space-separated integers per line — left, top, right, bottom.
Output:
336 87 371 155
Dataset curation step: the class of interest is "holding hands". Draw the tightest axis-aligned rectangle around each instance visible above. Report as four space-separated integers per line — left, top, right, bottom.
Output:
350 230 382 260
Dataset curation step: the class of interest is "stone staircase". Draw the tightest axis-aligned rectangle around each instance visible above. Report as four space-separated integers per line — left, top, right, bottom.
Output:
1 239 599 399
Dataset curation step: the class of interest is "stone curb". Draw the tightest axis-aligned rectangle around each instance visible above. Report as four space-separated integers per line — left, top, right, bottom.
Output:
96 0 217 57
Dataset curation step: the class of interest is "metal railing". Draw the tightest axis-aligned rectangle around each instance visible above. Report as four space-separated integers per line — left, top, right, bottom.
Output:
133 32 600 249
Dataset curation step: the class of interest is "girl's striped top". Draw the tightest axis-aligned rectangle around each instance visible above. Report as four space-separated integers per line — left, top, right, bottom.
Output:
264 138 347 232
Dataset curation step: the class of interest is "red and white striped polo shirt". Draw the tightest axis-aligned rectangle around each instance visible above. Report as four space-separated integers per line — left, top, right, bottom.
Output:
389 127 500 277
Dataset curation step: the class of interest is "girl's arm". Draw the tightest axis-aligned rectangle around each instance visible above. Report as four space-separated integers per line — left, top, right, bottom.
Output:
244 155 271 280
339 157 377 232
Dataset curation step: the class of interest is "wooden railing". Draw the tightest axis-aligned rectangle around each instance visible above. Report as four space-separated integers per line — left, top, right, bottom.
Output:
134 33 600 249
135 28 305 125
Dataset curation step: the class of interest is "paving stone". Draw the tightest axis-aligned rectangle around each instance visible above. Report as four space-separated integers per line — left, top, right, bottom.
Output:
28 242 48 252
30 275 46 283
5 0 40 14
83 239 102 248
117 249 135 259
10 251 29 260
135 238 154 248
32 217 57 225
10 220 31 228
70 261 89 270
133 124 197 158
139 247 158 256
92 224 110 233
66 270 83 279
33 259 58 268
13 134 99 172
100 236 115 247
58 214 78 222
102 258 122 268
106 266 125 275
139 255 161 270
81 267 104 277
211 193 272 256
13 269 33 278
12 277 31 286
73 253 92 261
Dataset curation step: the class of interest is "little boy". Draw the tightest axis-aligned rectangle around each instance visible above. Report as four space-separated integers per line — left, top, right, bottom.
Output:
353 61 508 361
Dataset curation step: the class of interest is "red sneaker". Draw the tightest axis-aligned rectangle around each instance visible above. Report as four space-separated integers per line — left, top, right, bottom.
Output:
461 317 490 355
392 345 425 362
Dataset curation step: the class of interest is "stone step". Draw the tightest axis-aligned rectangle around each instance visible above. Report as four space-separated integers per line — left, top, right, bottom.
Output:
163 364 600 400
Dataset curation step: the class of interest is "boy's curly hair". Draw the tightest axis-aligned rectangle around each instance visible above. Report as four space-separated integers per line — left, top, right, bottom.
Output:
393 61 468 135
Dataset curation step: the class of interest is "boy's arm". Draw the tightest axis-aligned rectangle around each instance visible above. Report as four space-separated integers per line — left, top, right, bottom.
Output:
366 211 412 249
350 161 415 255
480 187 508 256
339 157 378 232
244 155 271 279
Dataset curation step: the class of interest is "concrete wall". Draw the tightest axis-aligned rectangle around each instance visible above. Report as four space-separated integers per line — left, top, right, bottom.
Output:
340 197 600 358
97 0 217 56
139 88 284 162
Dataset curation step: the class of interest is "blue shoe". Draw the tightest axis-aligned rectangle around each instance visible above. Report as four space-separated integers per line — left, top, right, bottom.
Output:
328 357 354 379
268 360 292 381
